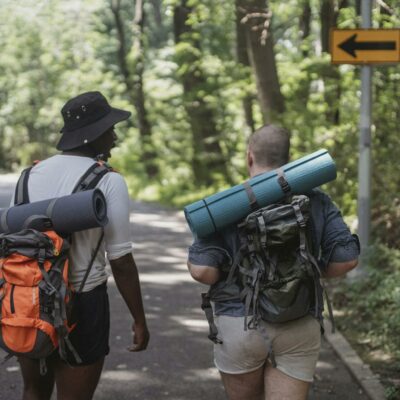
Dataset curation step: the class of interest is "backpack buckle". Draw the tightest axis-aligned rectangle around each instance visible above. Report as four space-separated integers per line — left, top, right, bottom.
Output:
278 176 291 194
208 334 223 344
38 248 47 265
293 203 307 228
39 280 57 296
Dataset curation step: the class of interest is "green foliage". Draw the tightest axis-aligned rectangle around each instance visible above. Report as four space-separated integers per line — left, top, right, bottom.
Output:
0 0 399 250
370 65 400 248
0 0 132 170
332 244 400 395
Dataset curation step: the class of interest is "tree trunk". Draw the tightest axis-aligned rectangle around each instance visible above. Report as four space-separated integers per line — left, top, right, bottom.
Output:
132 0 158 177
320 0 350 52
173 2 228 185
235 0 255 132
319 0 349 125
111 0 132 90
299 0 312 57
238 0 285 124
149 0 166 45
110 0 158 178
149 0 162 27
320 0 336 53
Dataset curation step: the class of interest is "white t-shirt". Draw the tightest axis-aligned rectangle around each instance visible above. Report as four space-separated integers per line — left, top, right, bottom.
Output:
14 155 133 292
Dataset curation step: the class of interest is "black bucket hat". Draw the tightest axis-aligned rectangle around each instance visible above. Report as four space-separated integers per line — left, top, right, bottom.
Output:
57 91 131 151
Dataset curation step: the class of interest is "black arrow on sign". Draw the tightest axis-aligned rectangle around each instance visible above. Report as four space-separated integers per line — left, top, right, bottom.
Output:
338 33 397 58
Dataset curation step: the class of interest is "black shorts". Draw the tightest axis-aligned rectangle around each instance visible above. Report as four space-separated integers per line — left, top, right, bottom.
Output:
64 282 110 366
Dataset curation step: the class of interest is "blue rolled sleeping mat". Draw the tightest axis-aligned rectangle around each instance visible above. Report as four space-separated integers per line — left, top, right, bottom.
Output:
0 189 108 237
184 149 337 238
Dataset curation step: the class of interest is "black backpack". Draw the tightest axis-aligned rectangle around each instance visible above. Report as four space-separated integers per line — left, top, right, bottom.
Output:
202 195 334 344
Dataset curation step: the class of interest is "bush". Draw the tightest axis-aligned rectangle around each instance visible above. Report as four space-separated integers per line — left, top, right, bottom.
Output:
332 243 400 396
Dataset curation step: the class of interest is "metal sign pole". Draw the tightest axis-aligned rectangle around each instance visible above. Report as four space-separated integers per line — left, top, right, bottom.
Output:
354 0 372 278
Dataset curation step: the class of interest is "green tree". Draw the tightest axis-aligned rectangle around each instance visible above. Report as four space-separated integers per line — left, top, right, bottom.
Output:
237 0 285 123
109 0 159 178
173 0 229 185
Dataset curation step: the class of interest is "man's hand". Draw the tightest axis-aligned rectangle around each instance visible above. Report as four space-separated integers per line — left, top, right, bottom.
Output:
128 320 150 352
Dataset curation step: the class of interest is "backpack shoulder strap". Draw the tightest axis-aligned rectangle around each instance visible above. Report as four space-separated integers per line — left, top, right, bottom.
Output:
71 161 114 293
72 161 114 194
77 229 105 294
14 161 41 205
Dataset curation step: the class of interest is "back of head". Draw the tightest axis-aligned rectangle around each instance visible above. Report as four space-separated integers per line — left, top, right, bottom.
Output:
248 124 290 169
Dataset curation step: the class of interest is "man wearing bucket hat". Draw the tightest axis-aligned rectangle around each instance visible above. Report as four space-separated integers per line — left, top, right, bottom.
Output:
187 124 359 400
15 91 149 400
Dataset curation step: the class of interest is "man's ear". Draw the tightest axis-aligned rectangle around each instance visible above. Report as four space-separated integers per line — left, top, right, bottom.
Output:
247 149 254 169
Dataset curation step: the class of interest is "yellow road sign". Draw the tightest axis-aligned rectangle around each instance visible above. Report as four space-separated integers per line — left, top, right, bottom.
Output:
331 29 400 64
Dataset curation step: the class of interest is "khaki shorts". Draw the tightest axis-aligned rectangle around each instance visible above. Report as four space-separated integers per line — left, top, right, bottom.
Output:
213 314 321 382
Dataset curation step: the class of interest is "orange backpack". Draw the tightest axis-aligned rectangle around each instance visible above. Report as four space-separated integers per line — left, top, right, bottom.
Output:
0 230 75 372
0 160 112 374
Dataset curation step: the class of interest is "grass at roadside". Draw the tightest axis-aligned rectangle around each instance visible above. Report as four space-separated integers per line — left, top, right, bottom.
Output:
329 244 400 400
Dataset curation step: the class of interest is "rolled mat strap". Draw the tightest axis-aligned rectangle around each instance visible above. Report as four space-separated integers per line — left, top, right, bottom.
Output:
276 168 291 195
243 181 260 211
46 199 58 220
202 199 218 233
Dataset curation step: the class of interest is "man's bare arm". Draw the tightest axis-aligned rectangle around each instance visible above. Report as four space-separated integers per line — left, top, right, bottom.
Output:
323 259 358 278
110 253 150 351
187 261 220 285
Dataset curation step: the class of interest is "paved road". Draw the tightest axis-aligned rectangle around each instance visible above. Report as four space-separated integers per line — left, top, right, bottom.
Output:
0 175 368 399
